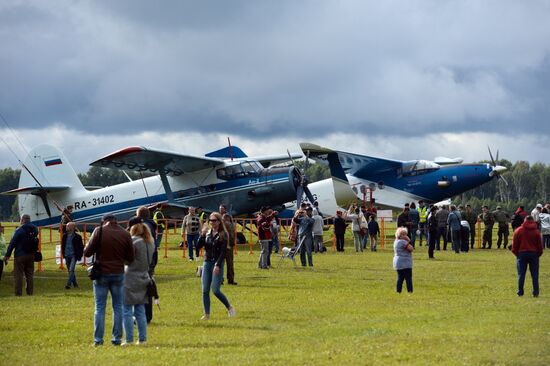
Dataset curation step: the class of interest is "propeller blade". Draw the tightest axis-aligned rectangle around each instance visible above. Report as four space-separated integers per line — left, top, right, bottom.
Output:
495 149 499 165
498 174 509 186
303 185 316 206
296 185 304 208
287 149 296 166
487 146 496 166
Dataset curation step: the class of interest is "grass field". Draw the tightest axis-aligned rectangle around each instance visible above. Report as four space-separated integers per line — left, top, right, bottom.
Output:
1 223 549 365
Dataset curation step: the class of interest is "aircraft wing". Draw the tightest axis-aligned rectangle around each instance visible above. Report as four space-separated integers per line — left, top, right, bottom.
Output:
2 186 71 195
434 156 464 165
300 142 402 174
253 153 302 168
89 146 225 176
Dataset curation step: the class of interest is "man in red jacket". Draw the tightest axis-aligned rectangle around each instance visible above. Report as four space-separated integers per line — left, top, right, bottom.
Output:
512 215 543 297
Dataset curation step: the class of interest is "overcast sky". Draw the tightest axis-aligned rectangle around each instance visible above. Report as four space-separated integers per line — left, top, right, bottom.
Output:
1 0 549 172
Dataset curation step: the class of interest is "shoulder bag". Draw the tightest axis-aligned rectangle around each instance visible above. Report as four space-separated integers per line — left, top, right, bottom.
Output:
87 225 103 280
145 242 159 299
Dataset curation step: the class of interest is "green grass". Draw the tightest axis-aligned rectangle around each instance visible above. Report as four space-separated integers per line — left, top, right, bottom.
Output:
0 224 549 365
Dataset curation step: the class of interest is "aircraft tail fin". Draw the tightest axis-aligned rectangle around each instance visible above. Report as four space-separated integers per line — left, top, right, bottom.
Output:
9 144 85 220
300 143 356 205
205 146 248 159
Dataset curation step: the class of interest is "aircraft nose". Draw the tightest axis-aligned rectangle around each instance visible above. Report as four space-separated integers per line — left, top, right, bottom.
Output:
489 165 507 177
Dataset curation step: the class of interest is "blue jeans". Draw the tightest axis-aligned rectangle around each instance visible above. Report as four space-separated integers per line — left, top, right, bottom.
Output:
93 273 125 345
65 256 78 287
451 229 461 253
361 232 369 250
202 260 231 314
155 231 164 248
353 231 362 252
516 252 540 296
187 233 200 260
272 233 280 253
123 304 147 343
410 228 417 248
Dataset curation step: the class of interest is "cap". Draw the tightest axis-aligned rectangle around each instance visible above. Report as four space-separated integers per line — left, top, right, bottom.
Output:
536 203 543 209
336 210 342 215
496 206 501 209
306 207 313 212
102 213 116 222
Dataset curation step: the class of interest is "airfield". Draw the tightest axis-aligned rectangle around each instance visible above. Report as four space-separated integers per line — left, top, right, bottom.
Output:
1 222 548 366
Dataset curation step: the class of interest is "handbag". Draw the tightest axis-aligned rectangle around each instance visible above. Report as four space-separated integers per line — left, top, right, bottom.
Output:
34 251 42 262
87 225 103 281
145 243 159 299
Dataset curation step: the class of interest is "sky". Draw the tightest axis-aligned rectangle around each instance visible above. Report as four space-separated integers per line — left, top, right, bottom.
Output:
1 0 549 173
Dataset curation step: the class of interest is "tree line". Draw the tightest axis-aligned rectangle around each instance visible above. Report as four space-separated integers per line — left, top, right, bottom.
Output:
0 159 548 220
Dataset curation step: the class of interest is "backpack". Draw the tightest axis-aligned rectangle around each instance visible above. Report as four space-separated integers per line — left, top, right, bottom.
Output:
22 226 39 253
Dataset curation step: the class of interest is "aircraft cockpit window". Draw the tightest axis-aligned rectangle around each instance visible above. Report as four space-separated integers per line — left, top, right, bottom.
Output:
217 162 260 180
401 160 440 176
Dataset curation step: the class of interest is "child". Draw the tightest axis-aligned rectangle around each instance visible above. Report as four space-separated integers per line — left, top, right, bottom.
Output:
367 215 380 251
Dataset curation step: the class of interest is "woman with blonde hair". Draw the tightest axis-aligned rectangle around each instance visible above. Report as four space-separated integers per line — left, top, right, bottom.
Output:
123 221 154 345
393 227 414 293
197 211 235 319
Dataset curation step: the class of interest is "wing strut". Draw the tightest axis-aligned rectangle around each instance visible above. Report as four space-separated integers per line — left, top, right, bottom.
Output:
158 170 175 203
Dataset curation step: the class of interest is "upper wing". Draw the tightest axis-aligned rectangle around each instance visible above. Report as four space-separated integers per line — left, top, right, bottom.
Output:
254 153 302 168
434 156 464 165
300 142 403 175
89 146 225 176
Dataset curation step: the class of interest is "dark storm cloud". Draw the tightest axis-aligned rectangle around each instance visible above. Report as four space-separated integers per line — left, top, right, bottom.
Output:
0 1 549 139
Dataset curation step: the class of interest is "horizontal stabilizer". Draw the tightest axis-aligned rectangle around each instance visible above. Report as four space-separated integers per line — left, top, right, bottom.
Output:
255 153 302 168
2 185 70 195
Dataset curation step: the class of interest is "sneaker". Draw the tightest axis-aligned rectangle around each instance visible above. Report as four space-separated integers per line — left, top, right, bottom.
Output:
93 341 103 347
121 342 132 347
136 341 147 346
189 258 193 262
228 306 236 317
200 314 210 320
65 285 71 289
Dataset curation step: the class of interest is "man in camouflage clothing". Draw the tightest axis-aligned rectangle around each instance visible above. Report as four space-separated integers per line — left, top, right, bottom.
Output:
479 205 495 249
493 206 511 249
463 205 478 249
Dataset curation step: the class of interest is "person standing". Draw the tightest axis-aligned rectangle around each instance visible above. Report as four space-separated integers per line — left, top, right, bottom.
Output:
312 211 324 253
463 205 478 249
333 210 347 252
223 212 237 285
123 222 154 346
447 205 462 254
479 206 495 249
346 205 364 253
427 205 439 259
84 214 135 347
59 205 74 233
181 207 202 261
493 206 511 249
539 207 550 250
435 205 450 250
512 216 543 297
152 204 165 248
271 212 281 254
61 222 84 289
0 223 7 281
293 207 315 266
4 214 38 296
409 202 420 248
417 200 428 246
367 215 380 251
256 207 276 269
197 212 236 319
531 204 543 229
511 206 527 231
393 227 414 293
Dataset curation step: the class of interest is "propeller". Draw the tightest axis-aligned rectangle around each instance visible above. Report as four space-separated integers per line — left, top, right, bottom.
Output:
487 146 508 185
289 149 316 208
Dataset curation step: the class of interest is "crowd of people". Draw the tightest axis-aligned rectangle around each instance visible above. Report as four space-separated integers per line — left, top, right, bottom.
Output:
0 200 547 346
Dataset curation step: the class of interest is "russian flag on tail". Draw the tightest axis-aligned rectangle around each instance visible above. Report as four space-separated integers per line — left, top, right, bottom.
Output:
44 158 63 167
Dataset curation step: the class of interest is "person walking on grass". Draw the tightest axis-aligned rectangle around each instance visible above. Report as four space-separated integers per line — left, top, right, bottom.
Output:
84 214 135 347
512 215 543 297
367 215 380 251
393 227 414 293
4 214 38 296
181 207 202 261
333 210 347 252
539 207 550 250
346 204 363 253
427 205 439 259
223 213 237 285
197 212 236 320
122 222 154 346
61 222 84 289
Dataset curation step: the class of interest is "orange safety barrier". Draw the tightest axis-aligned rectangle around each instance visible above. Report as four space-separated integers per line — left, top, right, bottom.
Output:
380 218 386 249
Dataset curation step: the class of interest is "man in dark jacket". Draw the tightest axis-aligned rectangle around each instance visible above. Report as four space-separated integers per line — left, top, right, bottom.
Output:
4 214 38 296
435 205 450 250
512 216 543 297
493 206 511 249
463 205 478 249
61 222 84 289
333 210 347 252
84 214 134 346
511 206 527 231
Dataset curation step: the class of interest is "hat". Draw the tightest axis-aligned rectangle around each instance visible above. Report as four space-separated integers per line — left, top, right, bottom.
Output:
102 213 116 222
536 203 543 209
306 207 313 212
496 206 501 209
336 210 342 215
